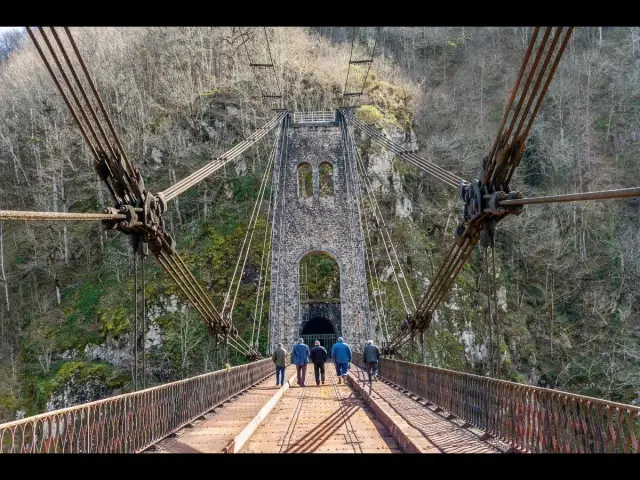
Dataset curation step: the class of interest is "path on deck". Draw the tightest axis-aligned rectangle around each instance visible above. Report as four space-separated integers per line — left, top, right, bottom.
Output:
149 362 510 454
241 366 400 453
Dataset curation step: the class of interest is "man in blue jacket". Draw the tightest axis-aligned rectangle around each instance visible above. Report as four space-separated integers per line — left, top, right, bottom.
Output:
330 337 352 384
291 338 310 387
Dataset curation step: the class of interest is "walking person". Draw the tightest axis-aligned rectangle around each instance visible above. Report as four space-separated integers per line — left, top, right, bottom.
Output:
363 339 381 383
291 338 310 387
330 337 352 384
272 343 287 387
310 340 328 386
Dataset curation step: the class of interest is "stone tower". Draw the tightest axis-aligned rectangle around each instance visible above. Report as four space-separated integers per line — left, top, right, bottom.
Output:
268 111 371 352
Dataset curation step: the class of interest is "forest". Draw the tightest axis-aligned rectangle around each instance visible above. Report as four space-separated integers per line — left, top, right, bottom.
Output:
0 26 639 422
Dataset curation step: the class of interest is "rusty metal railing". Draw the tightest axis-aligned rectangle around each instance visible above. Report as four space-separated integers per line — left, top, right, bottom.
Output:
0 359 274 453
373 358 640 453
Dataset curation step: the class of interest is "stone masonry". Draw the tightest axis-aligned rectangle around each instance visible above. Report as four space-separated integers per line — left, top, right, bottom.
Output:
269 111 371 352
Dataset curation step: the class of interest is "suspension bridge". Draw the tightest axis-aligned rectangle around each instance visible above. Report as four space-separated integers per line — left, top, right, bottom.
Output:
0 26 639 453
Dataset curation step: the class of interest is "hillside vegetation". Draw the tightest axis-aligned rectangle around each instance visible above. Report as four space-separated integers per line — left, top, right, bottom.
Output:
0 27 639 421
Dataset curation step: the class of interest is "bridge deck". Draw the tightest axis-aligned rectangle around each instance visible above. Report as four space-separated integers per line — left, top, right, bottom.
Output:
149 365 298 453
148 364 511 454
240 366 400 453
349 367 511 453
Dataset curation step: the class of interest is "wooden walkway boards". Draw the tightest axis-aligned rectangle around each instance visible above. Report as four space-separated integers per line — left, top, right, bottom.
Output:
349 367 511 453
148 365 297 453
240 366 400 453
148 362 512 454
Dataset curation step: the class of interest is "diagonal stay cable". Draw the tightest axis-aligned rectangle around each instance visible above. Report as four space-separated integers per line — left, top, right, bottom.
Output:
254 246 272 350
342 114 372 337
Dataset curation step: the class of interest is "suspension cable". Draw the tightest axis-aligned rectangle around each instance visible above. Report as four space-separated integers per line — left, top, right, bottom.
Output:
342 116 371 338
360 27 381 96
223 131 279 319
255 247 272 351
263 27 283 102
251 141 277 347
160 112 285 202
27 27 141 207
141 252 146 388
483 247 494 376
497 187 640 207
227 147 275 324
486 27 540 170
485 27 573 191
347 122 417 311
342 27 357 102
357 165 391 343
63 27 139 185
0 210 126 222
352 138 409 314
342 110 463 188
490 243 500 373
272 116 289 344
27 26 261 358
133 249 138 391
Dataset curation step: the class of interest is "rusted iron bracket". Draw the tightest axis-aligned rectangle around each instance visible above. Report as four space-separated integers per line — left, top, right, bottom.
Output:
95 144 174 256
455 178 524 248
102 190 174 255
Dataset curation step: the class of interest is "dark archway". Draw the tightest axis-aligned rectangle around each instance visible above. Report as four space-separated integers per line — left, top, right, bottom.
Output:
301 317 337 352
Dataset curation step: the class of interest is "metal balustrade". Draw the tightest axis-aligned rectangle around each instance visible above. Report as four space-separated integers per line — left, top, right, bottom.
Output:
292 111 336 124
372 358 640 453
0 359 275 453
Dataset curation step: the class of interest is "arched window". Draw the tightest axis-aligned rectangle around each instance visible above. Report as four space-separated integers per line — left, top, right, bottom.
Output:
297 163 313 198
318 162 334 197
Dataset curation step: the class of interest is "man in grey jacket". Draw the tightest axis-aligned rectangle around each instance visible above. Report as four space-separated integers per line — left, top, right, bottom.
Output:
272 343 287 386
363 340 381 382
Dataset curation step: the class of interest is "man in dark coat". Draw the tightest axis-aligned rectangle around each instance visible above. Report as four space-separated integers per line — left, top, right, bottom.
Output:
310 340 328 386
363 339 381 382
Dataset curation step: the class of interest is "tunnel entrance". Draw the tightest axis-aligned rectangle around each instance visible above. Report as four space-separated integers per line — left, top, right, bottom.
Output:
301 317 337 352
